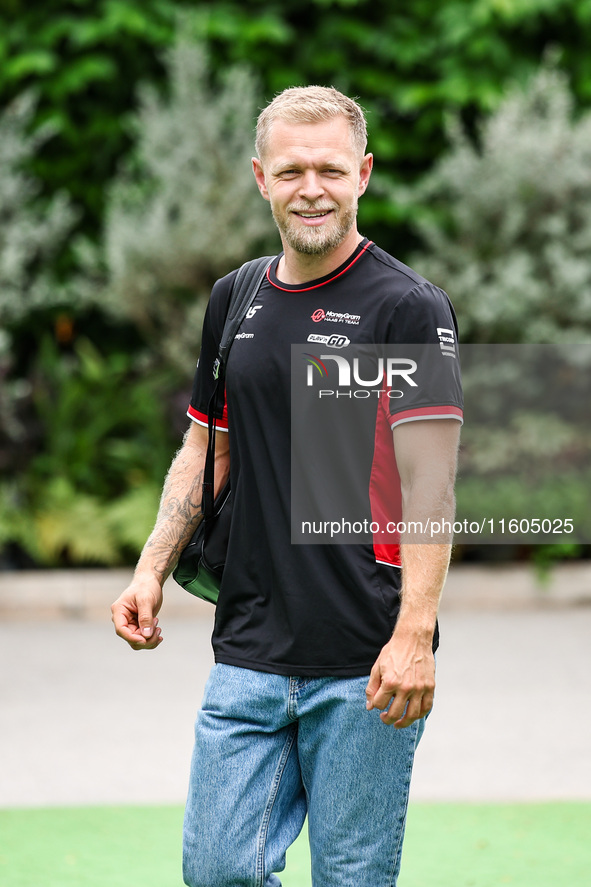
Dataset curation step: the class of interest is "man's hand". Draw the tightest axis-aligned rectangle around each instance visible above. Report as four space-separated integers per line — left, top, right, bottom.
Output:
111 574 164 651
111 421 230 652
365 628 435 728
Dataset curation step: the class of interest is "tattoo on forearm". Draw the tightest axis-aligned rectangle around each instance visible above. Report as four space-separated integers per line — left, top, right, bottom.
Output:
144 465 205 579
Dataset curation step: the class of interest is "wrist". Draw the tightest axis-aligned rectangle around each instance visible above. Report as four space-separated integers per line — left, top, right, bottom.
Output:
392 610 437 643
133 563 166 588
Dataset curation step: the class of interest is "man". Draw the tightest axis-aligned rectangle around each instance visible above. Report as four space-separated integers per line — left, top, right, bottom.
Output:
112 86 462 887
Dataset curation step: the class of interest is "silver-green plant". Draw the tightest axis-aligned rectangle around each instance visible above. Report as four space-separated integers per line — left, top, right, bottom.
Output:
0 92 77 439
0 92 76 330
402 61 591 564
406 59 591 344
102 32 277 378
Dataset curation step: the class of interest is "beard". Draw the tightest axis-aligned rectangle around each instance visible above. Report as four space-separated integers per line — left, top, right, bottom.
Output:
271 200 358 257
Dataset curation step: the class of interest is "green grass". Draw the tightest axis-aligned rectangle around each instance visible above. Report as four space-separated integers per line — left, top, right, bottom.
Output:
0 802 589 886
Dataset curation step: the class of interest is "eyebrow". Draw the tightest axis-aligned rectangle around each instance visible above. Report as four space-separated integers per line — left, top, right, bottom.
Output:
271 159 351 174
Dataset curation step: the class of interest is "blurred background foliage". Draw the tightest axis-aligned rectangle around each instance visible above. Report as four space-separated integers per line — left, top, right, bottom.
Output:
1 0 590 567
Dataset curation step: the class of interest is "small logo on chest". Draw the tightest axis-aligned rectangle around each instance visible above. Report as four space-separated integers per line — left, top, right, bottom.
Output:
311 307 360 326
246 304 263 320
307 333 350 349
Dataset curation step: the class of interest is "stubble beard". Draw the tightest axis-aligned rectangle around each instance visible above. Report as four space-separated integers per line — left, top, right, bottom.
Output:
272 201 358 257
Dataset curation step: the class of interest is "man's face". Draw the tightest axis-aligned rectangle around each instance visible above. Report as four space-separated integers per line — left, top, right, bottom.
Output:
252 116 372 257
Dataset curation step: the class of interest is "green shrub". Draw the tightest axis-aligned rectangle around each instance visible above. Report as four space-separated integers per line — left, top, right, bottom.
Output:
0 91 77 448
0 335 176 566
98 31 278 380
0 27 279 567
0 477 162 566
406 58 591 345
0 92 77 330
403 61 591 568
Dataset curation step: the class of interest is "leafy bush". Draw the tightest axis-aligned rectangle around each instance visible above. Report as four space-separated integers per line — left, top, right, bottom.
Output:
403 62 591 568
0 0 180 236
4 1 591 267
406 59 591 345
0 335 173 567
0 477 162 567
0 92 77 329
0 29 278 567
97 32 278 379
27 336 174 497
0 91 78 470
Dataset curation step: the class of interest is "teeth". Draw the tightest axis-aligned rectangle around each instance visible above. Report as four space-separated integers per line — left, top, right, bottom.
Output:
299 212 328 217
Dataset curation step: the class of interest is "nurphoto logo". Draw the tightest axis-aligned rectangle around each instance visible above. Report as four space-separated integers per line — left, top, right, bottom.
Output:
303 353 418 394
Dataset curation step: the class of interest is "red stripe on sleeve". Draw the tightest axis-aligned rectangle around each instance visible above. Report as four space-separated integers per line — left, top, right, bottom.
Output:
187 404 229 430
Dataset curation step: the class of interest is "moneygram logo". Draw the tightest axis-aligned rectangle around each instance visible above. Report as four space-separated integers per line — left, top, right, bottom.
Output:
304 353 418 398
311 308 361 326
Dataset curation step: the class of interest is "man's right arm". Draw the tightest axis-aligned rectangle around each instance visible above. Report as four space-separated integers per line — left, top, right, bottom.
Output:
111 421 230 650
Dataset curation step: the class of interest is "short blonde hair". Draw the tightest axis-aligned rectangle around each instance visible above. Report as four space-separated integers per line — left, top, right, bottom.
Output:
255 86 368 159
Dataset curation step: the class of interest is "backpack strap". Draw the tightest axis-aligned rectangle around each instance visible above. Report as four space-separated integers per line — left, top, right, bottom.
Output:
212 256 274 381
202 256 274 521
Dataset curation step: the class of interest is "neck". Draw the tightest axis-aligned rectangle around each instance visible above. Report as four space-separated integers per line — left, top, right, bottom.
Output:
277 230 364 285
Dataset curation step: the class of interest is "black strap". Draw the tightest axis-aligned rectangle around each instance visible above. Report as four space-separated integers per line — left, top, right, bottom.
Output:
202 256 274 521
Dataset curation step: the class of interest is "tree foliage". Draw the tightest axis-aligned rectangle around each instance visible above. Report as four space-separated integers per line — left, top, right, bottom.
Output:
0 0 179 235
2 0 591 253
2 1 591 567
0 92 76 332
0 92 77 452
101 34 277 377
399 60 591 568
406 60 591 343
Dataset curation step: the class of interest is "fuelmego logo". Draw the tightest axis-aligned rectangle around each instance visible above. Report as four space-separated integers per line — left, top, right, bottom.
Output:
303 353 417 398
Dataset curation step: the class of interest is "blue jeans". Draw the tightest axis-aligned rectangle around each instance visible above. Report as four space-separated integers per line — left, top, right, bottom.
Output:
183 664 425 887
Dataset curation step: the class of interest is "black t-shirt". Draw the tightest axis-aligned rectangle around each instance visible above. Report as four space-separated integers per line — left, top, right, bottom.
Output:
189 239 463 677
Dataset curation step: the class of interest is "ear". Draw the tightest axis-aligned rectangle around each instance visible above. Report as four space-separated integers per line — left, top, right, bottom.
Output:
358 153 373 197
252 158 270 201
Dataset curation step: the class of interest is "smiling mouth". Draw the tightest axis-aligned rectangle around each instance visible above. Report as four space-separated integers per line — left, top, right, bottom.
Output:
293 209 334 220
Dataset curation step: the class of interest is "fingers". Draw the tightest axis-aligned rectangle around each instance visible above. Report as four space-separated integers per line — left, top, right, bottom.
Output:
367 677 399 713
126 618 164 652
365 653 435 729
384 687 433 729
112 602 164 650
111 581 164 651
373 685 432 728
138 599 159 640
364 664 381 711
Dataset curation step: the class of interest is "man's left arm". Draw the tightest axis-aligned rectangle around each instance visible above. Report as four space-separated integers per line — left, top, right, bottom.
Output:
365 418 461 728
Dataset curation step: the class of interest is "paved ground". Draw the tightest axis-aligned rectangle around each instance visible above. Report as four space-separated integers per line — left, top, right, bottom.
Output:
1 582 590 808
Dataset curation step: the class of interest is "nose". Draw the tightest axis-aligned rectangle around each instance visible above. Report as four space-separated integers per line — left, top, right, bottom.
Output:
298 170 325 202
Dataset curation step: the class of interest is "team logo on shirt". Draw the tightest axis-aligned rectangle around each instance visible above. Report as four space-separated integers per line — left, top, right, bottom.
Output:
311 308 361 326
437 327 456 357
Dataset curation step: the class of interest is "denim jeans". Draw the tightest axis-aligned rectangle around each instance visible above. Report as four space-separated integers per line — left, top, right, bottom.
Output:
183 664 425 887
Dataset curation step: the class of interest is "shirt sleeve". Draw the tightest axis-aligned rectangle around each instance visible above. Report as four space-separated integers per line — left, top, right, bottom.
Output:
381 281 464 429
187 270 238 430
